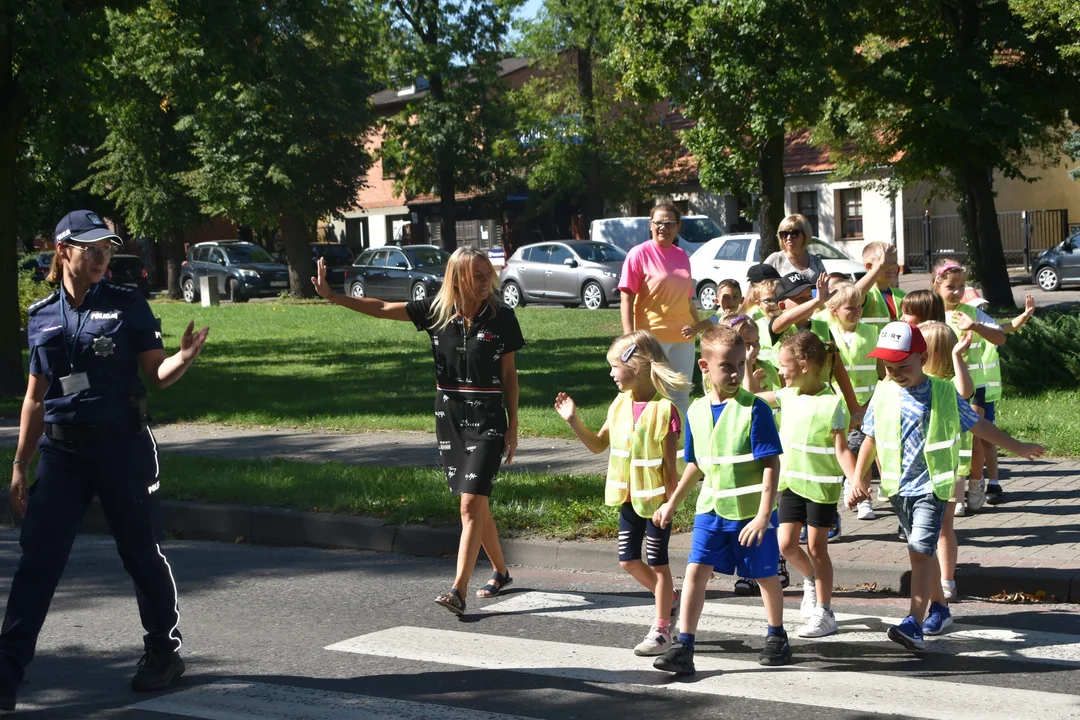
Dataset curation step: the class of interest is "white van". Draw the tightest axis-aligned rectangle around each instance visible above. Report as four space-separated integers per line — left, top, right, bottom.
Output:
589 214 725 259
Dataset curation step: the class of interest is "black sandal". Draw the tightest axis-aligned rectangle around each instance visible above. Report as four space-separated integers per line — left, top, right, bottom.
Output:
476 570 513 598
435 588 465 616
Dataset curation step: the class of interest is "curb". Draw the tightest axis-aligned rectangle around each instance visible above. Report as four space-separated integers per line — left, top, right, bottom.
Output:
56 501 1076 603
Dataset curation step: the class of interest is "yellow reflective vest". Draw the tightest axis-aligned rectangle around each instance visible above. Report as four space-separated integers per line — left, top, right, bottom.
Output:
947 303 986 388
605 392 673 517
862 285 907 334
829 321 880 405
776 386 848 504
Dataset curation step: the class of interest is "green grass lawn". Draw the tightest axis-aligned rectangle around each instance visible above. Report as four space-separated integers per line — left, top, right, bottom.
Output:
0 448 700 540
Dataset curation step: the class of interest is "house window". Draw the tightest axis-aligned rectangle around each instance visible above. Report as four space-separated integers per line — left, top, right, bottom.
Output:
839 189 863 239
795 192 819 236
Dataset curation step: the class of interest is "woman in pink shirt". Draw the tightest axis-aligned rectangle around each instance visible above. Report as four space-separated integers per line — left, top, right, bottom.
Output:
619 203 702 421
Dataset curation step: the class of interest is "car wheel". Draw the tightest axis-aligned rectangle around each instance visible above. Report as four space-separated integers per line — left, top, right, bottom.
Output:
697 281 718 311
228 278 249 302
350 280 366 298
582 281 606 310
502 281 523 308
1035 266 1060 291
182 278 197 304
411 282 428 301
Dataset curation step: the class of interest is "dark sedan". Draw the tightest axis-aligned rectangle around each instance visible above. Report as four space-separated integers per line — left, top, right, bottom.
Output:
312 243 354 291
346 244 449 301
20 252 54 282
107 254 152 297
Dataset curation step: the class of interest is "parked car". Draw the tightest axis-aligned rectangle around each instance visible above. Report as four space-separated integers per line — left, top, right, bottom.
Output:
500 240 625 310
589 214 724 258
106 254 152 297
1031 232 1080 291
312 243 354 291
346 244 449 301
689 234 867 310
19 252 53 283
180 240 289 303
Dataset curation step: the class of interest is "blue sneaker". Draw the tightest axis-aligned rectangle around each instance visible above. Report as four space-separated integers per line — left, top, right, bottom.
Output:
887 615 926 651
799 525 807 544
828 513 841 542
924 602 953 636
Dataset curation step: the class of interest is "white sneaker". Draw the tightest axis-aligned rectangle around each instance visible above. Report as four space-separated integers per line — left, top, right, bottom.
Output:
801 578 818 618
954 501 967 517
633 625 671 656
876 487 888 503
797 606 838 638
857 500 876 520
942 581 957 601
967 478 986 510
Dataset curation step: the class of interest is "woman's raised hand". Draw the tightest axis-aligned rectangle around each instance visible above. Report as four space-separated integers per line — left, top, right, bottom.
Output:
311 257 335 300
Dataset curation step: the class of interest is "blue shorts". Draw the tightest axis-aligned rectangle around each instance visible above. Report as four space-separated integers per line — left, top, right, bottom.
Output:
972 387 996 423
891 494 946 556
687 510 780 579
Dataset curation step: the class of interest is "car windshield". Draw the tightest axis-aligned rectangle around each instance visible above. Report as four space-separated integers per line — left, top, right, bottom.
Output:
807 240 848 260
678 217 723 244
404 247 450 268
567 242 626 263
223 244 274 264
314 244 353 263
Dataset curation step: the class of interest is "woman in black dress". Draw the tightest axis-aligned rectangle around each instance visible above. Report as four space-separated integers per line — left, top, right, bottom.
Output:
313 246 524 615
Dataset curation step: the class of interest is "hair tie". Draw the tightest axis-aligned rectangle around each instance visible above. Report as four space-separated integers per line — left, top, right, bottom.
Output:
936 260 962 276
726 314 751 327
620 344 637 363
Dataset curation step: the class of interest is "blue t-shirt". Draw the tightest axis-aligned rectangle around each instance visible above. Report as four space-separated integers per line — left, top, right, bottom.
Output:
863 379 979 497
686 397 783 531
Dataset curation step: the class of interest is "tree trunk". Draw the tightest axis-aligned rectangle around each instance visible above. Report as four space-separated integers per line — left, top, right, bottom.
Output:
957 168 1015 310
280 212 316 298
438 165 458 252
0 42 29 398
757 133 786 260
577 46 603 224
164 228 186 300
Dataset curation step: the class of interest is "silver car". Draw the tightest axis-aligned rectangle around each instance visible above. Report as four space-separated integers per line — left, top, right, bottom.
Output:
500 241 625 310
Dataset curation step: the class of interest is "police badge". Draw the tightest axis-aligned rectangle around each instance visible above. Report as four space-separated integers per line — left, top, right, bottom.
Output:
92 335 115 357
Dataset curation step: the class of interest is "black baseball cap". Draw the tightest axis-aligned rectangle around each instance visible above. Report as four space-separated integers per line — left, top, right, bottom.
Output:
747 263 781 284
54 210 122 245
775 272 813 301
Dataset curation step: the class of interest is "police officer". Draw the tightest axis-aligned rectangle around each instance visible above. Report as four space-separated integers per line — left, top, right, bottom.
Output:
1 210 209 710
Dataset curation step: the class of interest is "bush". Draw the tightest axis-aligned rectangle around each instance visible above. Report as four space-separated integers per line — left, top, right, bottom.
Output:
18 271 54 331
998 312 1080 394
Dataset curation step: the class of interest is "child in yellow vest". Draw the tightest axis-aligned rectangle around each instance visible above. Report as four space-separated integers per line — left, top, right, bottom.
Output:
752 332 856 639
652 325 788 674
847 322 1044 651
918 322 974 604
824 283 884 521
743 266 782 366
554 330 690 656
931 260 1007 511
859 242 906 335
682 279 744 337
900 289 946 324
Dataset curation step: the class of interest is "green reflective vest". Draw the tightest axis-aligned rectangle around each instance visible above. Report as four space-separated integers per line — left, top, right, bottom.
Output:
981 341 1002 402
754 312 779 366
776 386 848 504
872 377 961 501
688 390 770 520
829 321 880 405
862 285 907 334
605 392 672 517
947 303 986 388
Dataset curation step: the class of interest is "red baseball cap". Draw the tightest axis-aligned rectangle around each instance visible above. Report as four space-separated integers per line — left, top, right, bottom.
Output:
868 321 927 362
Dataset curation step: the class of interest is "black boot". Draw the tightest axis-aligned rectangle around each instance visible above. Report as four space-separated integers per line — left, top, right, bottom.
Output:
131 649 185 692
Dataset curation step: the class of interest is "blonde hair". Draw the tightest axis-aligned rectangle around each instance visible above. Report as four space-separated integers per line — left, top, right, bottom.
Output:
780 330 829 376
743 278 780 316
861 241 889 264
931 258 968 289
826 282 862 314
777 214 812 249
900 289 945 323
700 324 743 355
46 247 63 283
429 246 500 331
919 321 957 380
606 330 691 400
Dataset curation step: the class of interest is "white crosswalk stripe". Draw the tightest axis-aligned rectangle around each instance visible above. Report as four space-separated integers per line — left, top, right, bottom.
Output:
129 681 535 719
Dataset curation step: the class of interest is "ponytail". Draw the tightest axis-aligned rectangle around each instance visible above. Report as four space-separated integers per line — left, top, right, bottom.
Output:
46 247 63 283
607 330 692 401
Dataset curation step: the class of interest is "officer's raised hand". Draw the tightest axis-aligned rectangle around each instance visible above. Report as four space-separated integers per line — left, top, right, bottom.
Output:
180 321 209 363
311 257 335 299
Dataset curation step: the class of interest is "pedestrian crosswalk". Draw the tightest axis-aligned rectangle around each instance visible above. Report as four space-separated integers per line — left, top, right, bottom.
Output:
131 590 1080 720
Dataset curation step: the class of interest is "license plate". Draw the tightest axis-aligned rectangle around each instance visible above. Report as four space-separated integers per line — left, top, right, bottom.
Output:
270 281 287 288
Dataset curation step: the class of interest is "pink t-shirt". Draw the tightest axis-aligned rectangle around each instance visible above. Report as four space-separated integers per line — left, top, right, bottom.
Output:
632 401 682 436
619 240 695 343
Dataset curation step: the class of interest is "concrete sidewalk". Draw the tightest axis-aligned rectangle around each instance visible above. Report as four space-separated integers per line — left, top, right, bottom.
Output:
2 421 1078 600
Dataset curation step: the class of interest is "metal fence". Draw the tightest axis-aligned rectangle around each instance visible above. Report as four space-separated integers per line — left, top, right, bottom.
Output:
903 209 1069 272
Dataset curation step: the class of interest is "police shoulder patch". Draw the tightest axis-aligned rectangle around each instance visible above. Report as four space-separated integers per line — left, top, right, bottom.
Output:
27 291 60 317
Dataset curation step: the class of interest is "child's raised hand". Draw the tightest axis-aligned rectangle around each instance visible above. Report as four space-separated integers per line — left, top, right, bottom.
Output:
815 272 832 305
954 330 973 355
1017 442 1046 461
951 310 974 331
737 514 769 547
746 341 760 366
554 392 578 423
1025 293 1035 314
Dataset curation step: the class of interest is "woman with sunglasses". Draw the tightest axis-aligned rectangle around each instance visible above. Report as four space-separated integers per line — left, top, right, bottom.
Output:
619 202 704 422
2 210 209 710
765 214 825 285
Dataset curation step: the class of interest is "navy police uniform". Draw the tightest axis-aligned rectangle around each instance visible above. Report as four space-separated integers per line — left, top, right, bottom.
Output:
405 298 525 496
0 281 181 680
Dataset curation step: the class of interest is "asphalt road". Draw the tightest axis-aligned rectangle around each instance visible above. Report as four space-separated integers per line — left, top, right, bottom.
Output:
2 530 1079 719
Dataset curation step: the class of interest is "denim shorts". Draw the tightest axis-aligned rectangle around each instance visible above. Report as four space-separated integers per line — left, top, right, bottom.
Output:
891 493 947 556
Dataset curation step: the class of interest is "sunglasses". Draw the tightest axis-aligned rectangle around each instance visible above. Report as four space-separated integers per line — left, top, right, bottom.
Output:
760 297 778 304
66 244 115 261
778 229 803 239
651 220 678 230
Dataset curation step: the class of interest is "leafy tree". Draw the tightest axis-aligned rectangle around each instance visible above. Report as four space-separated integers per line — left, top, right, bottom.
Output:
509 0 681 225
615 0 858 257
380 0 518 251
821 0 1080 309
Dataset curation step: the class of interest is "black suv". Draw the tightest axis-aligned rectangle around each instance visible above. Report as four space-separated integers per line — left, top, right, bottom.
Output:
180 240 289 303
311 243 354 291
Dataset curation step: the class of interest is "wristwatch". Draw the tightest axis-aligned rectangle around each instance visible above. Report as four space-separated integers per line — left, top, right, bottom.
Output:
12 460 27 467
